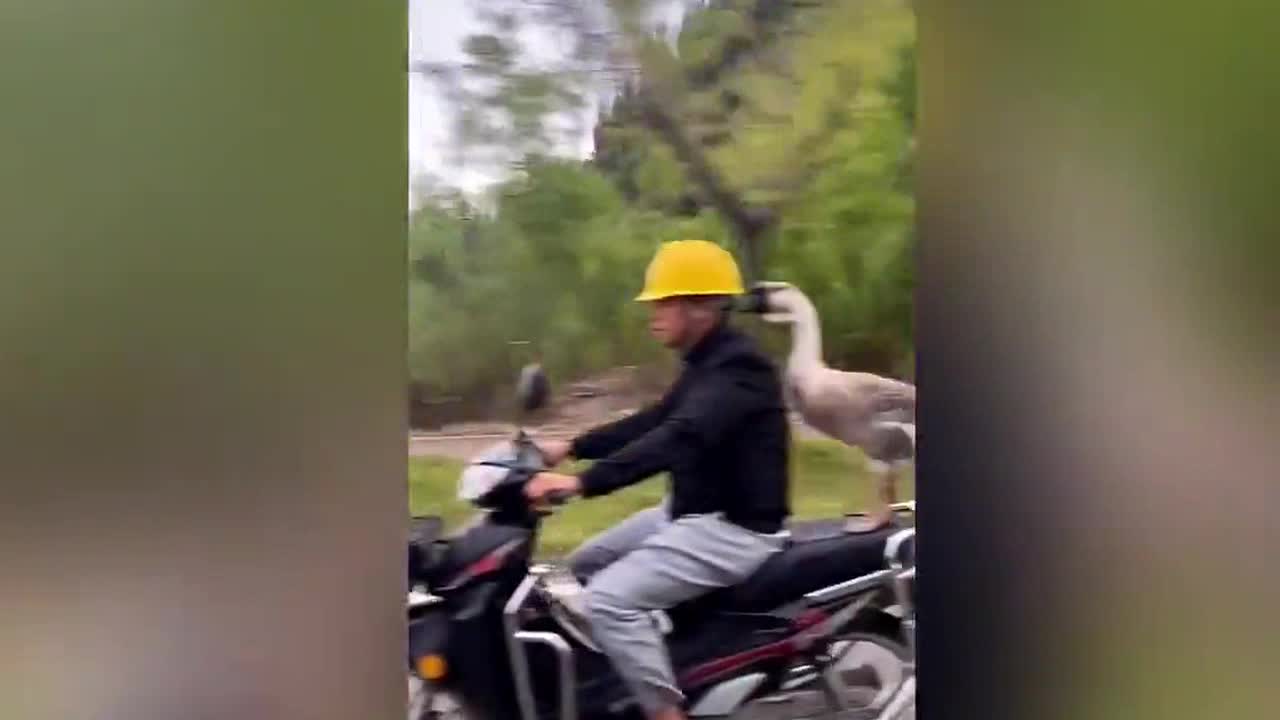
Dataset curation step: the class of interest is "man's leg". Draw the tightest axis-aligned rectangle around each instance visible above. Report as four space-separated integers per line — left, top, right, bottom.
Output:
585 515 785 719
566 500 669 583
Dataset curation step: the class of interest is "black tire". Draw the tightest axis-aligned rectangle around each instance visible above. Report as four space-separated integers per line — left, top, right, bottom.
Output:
734 616 912 720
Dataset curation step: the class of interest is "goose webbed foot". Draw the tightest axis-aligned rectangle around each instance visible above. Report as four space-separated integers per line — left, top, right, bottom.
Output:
843 510 896 533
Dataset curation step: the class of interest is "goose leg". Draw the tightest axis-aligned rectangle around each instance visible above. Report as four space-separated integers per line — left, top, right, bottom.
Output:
847 420 913 533
870 461 898 530
844 459 896 533
873 464 898 527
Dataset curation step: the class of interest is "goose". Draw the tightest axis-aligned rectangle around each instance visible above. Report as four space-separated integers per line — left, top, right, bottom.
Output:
747 281 916 531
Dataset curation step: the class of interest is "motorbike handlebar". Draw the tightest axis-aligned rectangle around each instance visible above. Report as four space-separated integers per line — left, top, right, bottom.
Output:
544 489 572 506
530 487 572 518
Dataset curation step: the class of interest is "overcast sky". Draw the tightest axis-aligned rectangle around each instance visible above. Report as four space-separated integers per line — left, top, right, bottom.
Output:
408 0 691 202
408 0 492 197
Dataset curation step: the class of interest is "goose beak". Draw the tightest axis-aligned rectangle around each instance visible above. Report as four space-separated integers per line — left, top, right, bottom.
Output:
733 285 770 314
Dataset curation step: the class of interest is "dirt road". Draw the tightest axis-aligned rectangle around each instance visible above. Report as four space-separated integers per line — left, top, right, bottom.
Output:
408 430 575 459
409 416 825 460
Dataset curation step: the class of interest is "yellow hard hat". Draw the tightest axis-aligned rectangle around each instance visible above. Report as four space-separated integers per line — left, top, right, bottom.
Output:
635 239 745 302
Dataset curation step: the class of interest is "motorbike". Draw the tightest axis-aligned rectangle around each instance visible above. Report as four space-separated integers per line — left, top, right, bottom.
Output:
406 365 917 720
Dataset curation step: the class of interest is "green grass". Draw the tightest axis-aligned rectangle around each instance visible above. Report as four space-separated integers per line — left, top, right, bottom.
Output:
409 439 914 557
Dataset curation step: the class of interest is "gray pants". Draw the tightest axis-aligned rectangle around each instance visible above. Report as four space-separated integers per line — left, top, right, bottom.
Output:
566 501 786 716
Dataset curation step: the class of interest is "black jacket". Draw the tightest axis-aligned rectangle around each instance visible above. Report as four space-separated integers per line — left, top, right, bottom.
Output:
570 323 791 533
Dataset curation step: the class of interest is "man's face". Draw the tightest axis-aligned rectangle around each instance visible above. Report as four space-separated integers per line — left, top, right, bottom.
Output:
648 298 691 349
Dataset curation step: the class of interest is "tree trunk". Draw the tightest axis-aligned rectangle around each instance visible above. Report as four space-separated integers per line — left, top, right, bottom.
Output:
635 89 774 283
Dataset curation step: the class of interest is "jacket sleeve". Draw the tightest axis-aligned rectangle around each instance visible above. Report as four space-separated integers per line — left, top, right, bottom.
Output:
569 401 669 461
576 371 759 498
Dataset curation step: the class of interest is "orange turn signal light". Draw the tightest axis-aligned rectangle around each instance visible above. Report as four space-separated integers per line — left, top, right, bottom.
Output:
416 654 447 681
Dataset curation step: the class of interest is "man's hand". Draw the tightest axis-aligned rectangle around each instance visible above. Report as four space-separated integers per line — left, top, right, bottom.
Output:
535 439 573 467
523 472 582 503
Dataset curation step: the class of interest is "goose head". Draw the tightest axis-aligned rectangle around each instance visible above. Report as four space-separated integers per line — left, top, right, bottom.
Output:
743 281 816 325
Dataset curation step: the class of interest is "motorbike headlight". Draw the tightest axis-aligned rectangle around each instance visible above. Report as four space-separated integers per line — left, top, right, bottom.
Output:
458 441 518 501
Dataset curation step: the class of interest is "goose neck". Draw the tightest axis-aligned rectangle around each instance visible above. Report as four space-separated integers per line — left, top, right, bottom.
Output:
788 305 824 372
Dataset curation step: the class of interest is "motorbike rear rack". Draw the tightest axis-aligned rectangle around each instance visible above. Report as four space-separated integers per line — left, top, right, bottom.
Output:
884 527 917 656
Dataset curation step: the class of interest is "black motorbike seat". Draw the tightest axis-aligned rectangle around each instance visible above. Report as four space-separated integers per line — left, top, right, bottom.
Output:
668 521 897 619
729 523 895 611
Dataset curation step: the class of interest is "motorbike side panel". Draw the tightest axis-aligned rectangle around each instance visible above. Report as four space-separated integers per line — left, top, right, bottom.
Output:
407 610 449 668
419 523 537 719
435 520 532 587
525 611 795 719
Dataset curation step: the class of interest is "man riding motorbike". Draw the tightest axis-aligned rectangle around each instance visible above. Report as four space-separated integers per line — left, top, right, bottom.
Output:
523 239 791 720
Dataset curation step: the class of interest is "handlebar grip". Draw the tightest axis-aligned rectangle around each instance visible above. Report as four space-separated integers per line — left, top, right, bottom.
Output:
545 490 572 506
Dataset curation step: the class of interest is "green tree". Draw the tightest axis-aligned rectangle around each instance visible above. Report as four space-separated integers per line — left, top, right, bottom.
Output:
406 0 918 420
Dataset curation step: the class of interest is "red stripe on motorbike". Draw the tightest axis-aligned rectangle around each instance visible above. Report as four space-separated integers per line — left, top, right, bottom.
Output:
441 539 522 591
679 610 829 687
465 552 502 577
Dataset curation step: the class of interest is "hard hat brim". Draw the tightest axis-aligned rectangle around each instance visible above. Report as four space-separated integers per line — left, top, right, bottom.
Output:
635 288 744 302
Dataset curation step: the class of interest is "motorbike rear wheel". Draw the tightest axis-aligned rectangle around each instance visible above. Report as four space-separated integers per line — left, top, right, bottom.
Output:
734 631 912 720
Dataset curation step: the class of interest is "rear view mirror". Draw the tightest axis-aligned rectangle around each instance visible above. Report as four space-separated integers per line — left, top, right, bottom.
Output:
515 363 550 415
